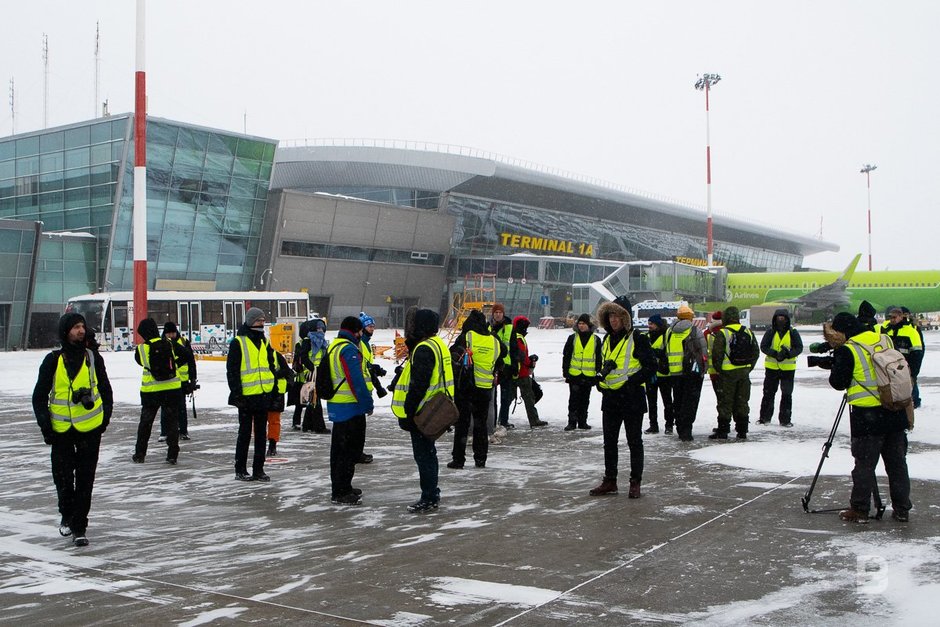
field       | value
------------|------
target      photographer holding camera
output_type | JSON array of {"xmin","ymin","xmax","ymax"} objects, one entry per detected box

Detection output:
[
  {"xmin": 825, "ymin": 312, "xmax": 912, "ymax": 523},
  {"xmin": 589, "ymin": 296, "xmax": 656, "ymax": 498},
  {"xmin": 32, "ymin": 313, "xmax": 114, "ymax": 547}
]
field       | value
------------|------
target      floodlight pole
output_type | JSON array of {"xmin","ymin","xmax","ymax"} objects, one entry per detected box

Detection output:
[
  {"xmin": 695, "ymin": 73, "xmax": 721, "ymax": 267},
  {"xmin": 133, "ymin": 0, "xmax": 148, "ymax": 341},
  {"xmin": 860, "ymin": 164, "xmax": 877, "ymax": 271}
]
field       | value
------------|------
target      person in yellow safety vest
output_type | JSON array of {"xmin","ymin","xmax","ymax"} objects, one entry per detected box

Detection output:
[
  {"xmin": 562, "ymin": 313, "xmax": 601, "ymax": 431},
  {"xmin": 703, "ymin": 310, "xmax": 724, "ymax": 428},
  {"xmin": 757, "ymin": 308, "xmax": 803, "ymax": 427},
  {"xmin": 132, "ymin": 318, "xmax": 183, "ymax": 465},
  {"xmin": 643, "ymin": 314, "xmax": 674, "ymax": 434},
  {"xmin": 32, "ymin": 313, "xmax": 113, "ymax": 548},
  {"xmin": 709, "ymin": 306, "xmax": 760, "ymax": 440},
  {"xmin": 884, "ymin": 307, "xmax": 925, "ymax": 409},
  {"xmin": 357, "ymin": 311, "xmax": 387, "ymax": 464},
  {"xmin": 490, "ymin": 303, "xmax": 517, "ymax": 430},
  {"xmin": 447, "ymin": 309, "xmax": 505, "ymax": 469},
  {"xmin": 326, "ymin": 316, "xmax": 374, "ymax": 505},
  {"xmin": 589, "ymin": 296, "xmax": 657, "ymax": 499},
  {"xmin": 158, "ymin": 321, "xmax": 197, "ymax": 442},
  {"xmin": 665, "ymin": 305, "xmax": 709, "ymax": 441},
  {"xmin": 226, "ymin": 307, "xmax": 277, "ymax": 482},
  {"xmin": 294, "ymin": 318, "xmax": 331, "ymax": 433},
  {"xmin": 826, "ymin": 312, "xmax": 912, "ymax": 523},
  {"xmin": 265, "ymin": 350, "xmax": 294, "ymax": 457},
  {"xmin": 391, "ymin": 308, "xmax": 452, "ymax": 512}
]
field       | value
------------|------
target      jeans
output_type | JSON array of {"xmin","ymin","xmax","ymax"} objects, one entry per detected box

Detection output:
[
  {"xmin": 410, "ymin": 429, "xmax": 440, "ymax": 503},
  {"xmin": 50, "ymin": 428, "xmax": 102, "ymax": 535}
]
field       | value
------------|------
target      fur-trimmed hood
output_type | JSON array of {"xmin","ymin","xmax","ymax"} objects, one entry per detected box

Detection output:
[{"xmin": 597, "ymin": 301, "xmax": 632, "ymax": 334}]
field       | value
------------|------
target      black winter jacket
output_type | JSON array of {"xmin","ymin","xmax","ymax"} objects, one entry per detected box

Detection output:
[{"xmin": 828, "ymin": 340, "xmax": 908, "ymax": 436}]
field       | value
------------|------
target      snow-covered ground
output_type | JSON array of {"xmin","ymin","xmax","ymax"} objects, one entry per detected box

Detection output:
[{"xmin": 1, "ymin": 325, "xmax": 938, "ymax": 624}]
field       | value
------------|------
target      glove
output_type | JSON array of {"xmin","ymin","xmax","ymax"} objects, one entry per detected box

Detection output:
[
  {"xmin": 42, "ymin": 429, "xmax": 54, "ymax": 445},
  {"xmin": 809, "ymin": 342, "xmax": 828, "ymax": 353},
  {"xmin": 529, "ymin": 354, "xmax": 539, "ymax": 363},
  {"xmin": 777, "ymin": 347, "xmax": 790, "ymax": 361}
]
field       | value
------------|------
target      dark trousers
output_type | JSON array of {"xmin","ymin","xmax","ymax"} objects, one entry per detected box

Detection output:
[
  {"xmin": 645, "ymin": 378, "xmax": 659, "ymax": 427},
  {"xmin": 601, "ymin": 406, "xmax": 644, "ymax": 483},
  {"xmin": 716, "ymin": 369, "xmax": 752, "ymax": 434},
  {"xmin": 567, "ymin": 380, "xmax": 592, "ymax": 427},
  {"xmin": 850, "ymin": 431, "xmax": 912, "ymax": 514},
  {"xmin": 709, "ymin": 373, "xmax": 722, "ymax": 417},
  {"xmin": 294, "ymin": 399, "xmax": 327, "ymax": 431},
  {"xmin": 410, "ymin": 429, "xmax": 440, "ymax": 503},
  {"xmin": 656, "ymin": 376, "xmax": 676, "ymax": 428},
  {"xmin": 159, "ymin": 392, "xmax": 188, "ymax": 437},
  {"xmin": 672, "ymin": 373, "xmax": 704, "ymax": 437},
  {"xmin": 516, "ymin": 376, "xmax": 540, "ymax": 424},
  {"xmin": 452, "ymin": 387, "xmax": 492, "ymax": 464},
  {"xmin": 759, "ymin": 368, "xmax": 794, "ymax": 424},
  {"xmin": 497, "ymin": 378, "xmax": 516, "ymax": 426},
  {"xmin": 330, "ymin": 415, "xmax": 365, "ymax": 497},
  {"xmin": 136, "ymin": 403, "xmax": 179, "ymax": 461},
  {"xmin": 50, "ymin": 428, "xmax": 102, "ymax": 535},
  {"xmin": 235, "ymin": 408, "xmax": 267, "ymax": 475}
]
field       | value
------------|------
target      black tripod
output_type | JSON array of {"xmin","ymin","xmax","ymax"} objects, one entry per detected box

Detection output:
[{"xmin": 801, "ymin": 394, "xmax": 886, "ymax": 519}]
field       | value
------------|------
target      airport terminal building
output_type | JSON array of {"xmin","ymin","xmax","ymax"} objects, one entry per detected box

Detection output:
[{"xmin": 0, "ymin": 117, "xmax": 836, "ymax": 346}]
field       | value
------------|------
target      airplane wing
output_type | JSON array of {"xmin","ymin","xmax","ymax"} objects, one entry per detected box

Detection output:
[{"xmin": 782, "ymin": 254, "xmax": 860, "ymax": 312}]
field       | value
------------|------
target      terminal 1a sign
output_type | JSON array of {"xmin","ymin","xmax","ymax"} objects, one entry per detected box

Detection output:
[{"xmin": 500, "ymin": 232, "xmax": 595, "ymax": 257}]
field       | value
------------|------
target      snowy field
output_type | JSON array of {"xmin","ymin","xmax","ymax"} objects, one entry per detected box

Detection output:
[{"xmin": 0, "ymin": 326, "xmax": 938, "ymax": 625}]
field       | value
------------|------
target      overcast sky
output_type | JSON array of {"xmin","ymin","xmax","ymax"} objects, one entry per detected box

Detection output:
[{"xmin": 3, "ymin": 1, "xmax": 938, "ymax": 271}]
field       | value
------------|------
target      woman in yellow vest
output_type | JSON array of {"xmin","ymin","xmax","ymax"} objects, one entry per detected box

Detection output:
[
  {"xmin": 226, "ymin": 307, "xmax": 277, "ymax": 482},
  {"xmin": 295, "ymin": 318, "xmax": 331, "ymax": 433},
  {"xmin": 447, "ymin": 309, "xmax": 504, "ymax": 469},
  {"xmin": 32, "ymin": 313, "xmax": 113, "ymax": 547},
  {"xmin": 827, "ymin": 312, "xmax": 912, "ymax": 523},
  {"xmin": 667, "ymin": 306, "xmax": 709, "ymax": 441},
  {"xmin": 391, "ymin": 308, "xmax": 452, "ymax": 512},
  {"xmin": 562, "ymin": 313, "xmax": 601, "ymax": 431},
  {"xmin": 589, "ymin": 297, "xmax": 657, "ymax": 499},
  {"xmin": 757, "ymin": 308, "xmax": 803, "ymax": 427}
]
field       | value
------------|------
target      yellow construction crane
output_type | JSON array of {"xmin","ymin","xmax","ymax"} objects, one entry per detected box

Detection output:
[{"xmin": 443, "ymin": 273, "xmax": 497, "ymax": 343}]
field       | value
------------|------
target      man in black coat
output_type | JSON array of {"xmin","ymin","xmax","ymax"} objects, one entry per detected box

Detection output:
[
  {"xmin": 133, "ymin": 318, "xmax": 183, "ymax": 465},
  {"xmin": 562, "ymin": 313, "xmax": 601, "ymax": 430},
  {"xmin": 32, "ymin": 313, "xmax": 114, "ymax": 547}
]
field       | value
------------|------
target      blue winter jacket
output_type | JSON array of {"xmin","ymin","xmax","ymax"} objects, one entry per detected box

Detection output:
[{"xmin": 326, "ymin": 330, "xmax": 374, "ymax": 422}]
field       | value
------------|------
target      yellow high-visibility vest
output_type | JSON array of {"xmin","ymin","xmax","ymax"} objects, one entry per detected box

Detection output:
[
  {"xmin": 237, "ymin": 336, "xmax": 275, "ymax": 396},
  {"xmin": 392, "ymin": 336, "xmax": 455, "ymax": 418},
  {"xmin": 49, "ymin": 350, "xmax": 104, "ymax": 433},
  {"xmin": 568, "ymin": 333, "xmax": 597, "ymax": 377},
  {"xmin": 764, "ymin": 331, "xmax": 797, "ymax": 371},
  {"xmin": 598, "ymin": 333, "xmax": 641, "ymax": 391},
  {"xmin": 138, "ymin": 338, "xmax": 182, "ymax": 393}
]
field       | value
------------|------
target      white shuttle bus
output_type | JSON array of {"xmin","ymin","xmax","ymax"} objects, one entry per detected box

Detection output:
[{"xmin": 65, "ymin": 290, "xmax": 310, "ymax": 351}]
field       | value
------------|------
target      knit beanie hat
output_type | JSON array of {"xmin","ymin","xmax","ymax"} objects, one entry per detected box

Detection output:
[
  {"xmin": 677, "ymin": 305, "xmax": 694, "ymax": 320},
  {"xmin": 245, "ymin": 307, "xmax": 266, "ymax": 327},
  {"xmin": 58, "ymin": 312, "xmax": 87, "ymax": 342},
  {"xmin": 163, "ymin": 321, "xmax": 178, "ymax": 335},
  {"xmin": 340, "ymin": 316, "xmax": 364, "ymax": 333},
  {"xmin": 647, "ymin": 314, "xmax": 664, "ymax": 327},
  {"xmin": 576, "ymin": 313, "xmax": 592, "ymax": 327},
  {"xmin": 711, "ymin": 310, "xmax": 722, "ymax": 321},
  {"xmin": 359, "ymin": 311, "xmax": 376, "ymax": 328},
  {"xmin": 492, "ymin": 303, "xmax": 505, "ymax": 315}
]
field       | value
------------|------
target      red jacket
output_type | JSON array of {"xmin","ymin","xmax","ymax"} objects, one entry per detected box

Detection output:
[{"xmin": 516, "ymin": 336, "xmax": 533, "ymax": 378}]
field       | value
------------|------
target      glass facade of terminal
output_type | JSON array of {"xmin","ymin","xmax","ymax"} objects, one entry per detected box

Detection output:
[
  {"xmin": 0, "ymin": 115, "xmax": 276, "ymax": 346},
  {"xmin": 444, "ymin": 194, "xmax": 802, "ymax": 273},
  {"xmin": 0, "ymin": 220, "xmax": 41, "ymax": 349}
]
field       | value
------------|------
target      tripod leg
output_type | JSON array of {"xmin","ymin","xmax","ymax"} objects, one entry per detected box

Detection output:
[{"xmin": 802, "ymin": 395, "xmax": 848, "ymax": 513}]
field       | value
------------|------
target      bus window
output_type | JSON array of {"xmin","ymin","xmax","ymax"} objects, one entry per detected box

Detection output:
[{"xmin": 114, "ymin": 306, "xmax": 128, "ymax": 329}]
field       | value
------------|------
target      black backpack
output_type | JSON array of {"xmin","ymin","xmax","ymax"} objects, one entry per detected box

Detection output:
[
  {"xmin": 726, "ymin": 327, "xmax": 755, "ymax": 367},
  {"xmin": 147, "ymin": 338, "xmax": 176, "ymax": 381},
  {"xmin": 315, "ymin": 342, "xmax": 346, "ymax": 401}
]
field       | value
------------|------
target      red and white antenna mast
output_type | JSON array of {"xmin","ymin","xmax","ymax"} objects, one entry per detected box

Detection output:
[
  {"xmin": 42, "ymin": 34, "xmax": 49, "ymax": 128},
  {"xmin": 694, "ymin": 72, "xmax": 721, "ymax": 267},
  {"xmin": 133, "ymin": 0, "xmax": 148, "ymax": 340}
]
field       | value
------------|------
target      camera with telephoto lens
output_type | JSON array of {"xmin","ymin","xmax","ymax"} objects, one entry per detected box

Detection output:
[
  {"xmin": 72, "ymin": 387, "xmax": 95, "ymax": 410},
  {"xmin": 599, "ymin": 360, "xmax": 617, "ymax": 377},
  {"xmin": 806, "ymin": 341, "xmax": 834, "ymax": 369}
]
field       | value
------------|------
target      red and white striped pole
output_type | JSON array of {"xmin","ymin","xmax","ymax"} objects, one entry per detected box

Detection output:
[
  {"xmin": 861, "ymin": 163, "xmax": 877, "ymax": 271},
  {"xmin": 133, "ymin": 0, "xmax": 148, "ymax": 342},
  {"xmin": 695, "ymin": 73, "xmax": 721, "ymax": 267}
]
